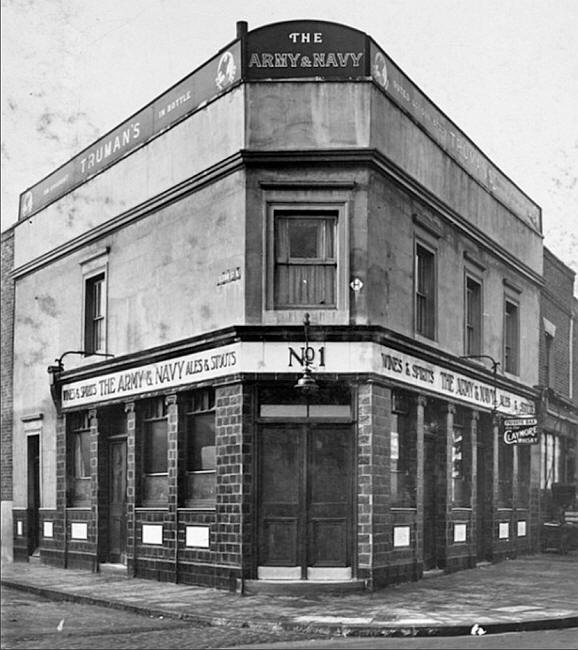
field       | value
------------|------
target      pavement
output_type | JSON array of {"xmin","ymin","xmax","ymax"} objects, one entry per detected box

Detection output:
[{"xmin": 1, "ymin": 551, "xmax": 578, "ymax": 638}]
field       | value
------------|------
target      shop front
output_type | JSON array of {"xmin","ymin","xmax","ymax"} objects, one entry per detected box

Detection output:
[{"xmin": 31, "ymin": 331, "xmax": 538, "ymax": 590}]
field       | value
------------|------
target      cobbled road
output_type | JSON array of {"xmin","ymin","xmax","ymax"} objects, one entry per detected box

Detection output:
[{"xmin": 1, "ymin": 587, "xmax": 322, "ymax": 649}]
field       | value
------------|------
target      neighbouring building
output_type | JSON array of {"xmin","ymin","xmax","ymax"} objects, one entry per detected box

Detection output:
[
  {"xmin": 1, "ymin": 226, "xmax": 15, "ymax": 563},
  {"xmin": 5, "ymin": 20, "xmax": 545, "ymax": 591},
  {"xmin": 539, "ymin": 248, "xmax": 577, "ymax": 529}
]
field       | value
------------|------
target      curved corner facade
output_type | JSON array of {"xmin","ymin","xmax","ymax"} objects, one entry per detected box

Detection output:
[{"xmin": 7, "ymin": 20, "xmax": 564, "ymax": 591}]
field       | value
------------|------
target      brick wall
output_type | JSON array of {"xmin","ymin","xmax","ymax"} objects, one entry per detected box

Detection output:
[
  {"xmin": 1, "ymin": 227, "xmax": 15, "ymax": 502},
  {"xmin": 356, "ymin": 381, "xmax": 391, "ymax": 588},
  {"xmin": 540, "ymin": 248, "xmax": 575, "ymax": 396},
  {"xmin": 574, "ymin": 298, "xmax": 578, "ymax": 406}
]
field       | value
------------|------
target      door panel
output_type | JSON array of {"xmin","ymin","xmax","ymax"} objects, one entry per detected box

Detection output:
[
  {"xmin": 259, "ymin": 427, "xmax": 302, "ymax": 568},
  {"xmin": 108, "ymin": 440, "xmax": 127, "ymax": 563},
  {"xmin": 423, "ymin": 434, "xmax": 438, "ymax": 570},
  {"xmin": 308, "ymin": 426, "xmax": 350, "ymax": 567}
]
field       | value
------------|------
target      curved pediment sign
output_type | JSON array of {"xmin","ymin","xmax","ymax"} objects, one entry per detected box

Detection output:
[{"xmin": 245, "ymin": 20, "xmax": 368, "ymax": 80}]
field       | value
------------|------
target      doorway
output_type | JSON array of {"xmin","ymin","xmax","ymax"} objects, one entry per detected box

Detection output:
[
  {"xmin": 27, "ymin": 435, "xmax": 40, "ymax": 556},
  {"xmin": 476, "ymin": 426, "xmax": 491, "ymax": 561},
  {"xmin": 423, "ymin": 431, "xmax": 439, "ymax": 570},
  {"xmin": 258, "ymin": 423, "xmax": 353, "ymax": 580},
  {"xmin": 107, "ymin": 438, "xmax": 127, "ymax": 564}
]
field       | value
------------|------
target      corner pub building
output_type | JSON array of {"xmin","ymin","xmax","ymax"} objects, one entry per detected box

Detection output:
[{"xmin": 9, "ymin": 20, "xmax": 543, "ymax": 591}]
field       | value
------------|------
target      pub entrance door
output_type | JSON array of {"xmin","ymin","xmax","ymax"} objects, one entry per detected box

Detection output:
[
  {"xmin": 258, "ymin": 423, "xmax": 353, "ymax": 580},
  {"xmin": 107, "ymin": 438, "xmax": 127, "ymax": 564},
  {"xmin": 423, "ymin": 430, "xmax": 440, "ymax": 570}
]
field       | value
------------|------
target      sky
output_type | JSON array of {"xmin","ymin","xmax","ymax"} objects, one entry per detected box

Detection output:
[{"xmin": 2, "ymin": 0, "xmax": 577, "ymax": 290}]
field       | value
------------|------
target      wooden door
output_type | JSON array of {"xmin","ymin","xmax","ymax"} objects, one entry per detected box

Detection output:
[
  {"xmin": 423, "ymin": 433, "xmax": 438, "ymax": 570},
  {"xmin": 476, "ymin": 436, "xmax": 488, "ymax": 561},
  {"xmin": 307, "ymin": 425, "xmax": 351, "ymax": 569},
  {"xmin": 259, "ymin": 424, "xmax": 352, "ymax": 578},
  {"xmin": 108, "ymin": 440, "xmax": 127, "ymax": 563},
  {"xmin": 27, "ymin": 435, "xmax": 40, "ymax": 556}
]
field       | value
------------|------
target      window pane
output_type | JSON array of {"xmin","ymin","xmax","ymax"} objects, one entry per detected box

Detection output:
[
  {"xmin": 390, "ymin": 405, "xmax": 416, "ymax": 508},
  {"xmin": 75, "ymin": 432, "xmax": 91, "ymax": 478},
  {"xmin": 275, "ymin": 263, "xmax": 336, "ymax": 307},
  {"xmin": 504, "ymin": 301, "xmax": 519, "ymax": 373},
  {"xmin": 187, "ymin": 413, "xmax": 216, "ymax": 471},
  {"xmin": 498, "ymin": 439, "xmax": 513, "ymax": 507},
  {"xmin": 145, "ymin": 419, "xmax": 168, "ymax": 474},
  {"xmin": 187, "ymin": 472, "xmax": 216, "ymax": 503},
  {"xmin": 85, "ymin": 273, "xmax": 105, "ymax": 354},
  {"xmin": 466, "ymin": 277, "xmax": 481, "ymax": 355},
  {"xmin": 288, "ymin": 219, "xmax": 321, "ymax": 258},
  {"xmin": 416, "ymin": 245, "xmax": 435, "ymax": 338}
]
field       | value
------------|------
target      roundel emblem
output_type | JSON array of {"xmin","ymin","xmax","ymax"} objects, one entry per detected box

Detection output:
[
  {"xmin": 372, "ymin": 51, "xmax": 389, "ymax": 90},
  {"xmin": 21, "ymin": 191, "xmax": 34, "ymax": 217},
  {"xmin": 215, "ymin": 51, "xmax": 237, "ymax": 91}
]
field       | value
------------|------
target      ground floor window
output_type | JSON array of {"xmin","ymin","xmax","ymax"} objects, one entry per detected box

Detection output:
[
  {"xmin": 451, "ymin": 408, "xmax": 472, "ymax": 507},
  {"xmin": 390, "ymin": 391, "xmax": 416, "ymax": 507},
  {"xmin": 184, "ymin": 388, "xmax": 216, "ymax": 507},
  {"xmin": 498, "ymin": 436, "xmax": 513, "ymax": 508},
  {"xmin": 540, "ymin": 432, "xmax": 575, "ymax": 489},
  {"xmin": 518, "ymin": 445, "xmax": 531, "ymax": 506},
  {"xmin": 140, "ymin": 397, "xmax": 168, "ymax": 507},
  {"xmin": 67, "ymin": 412, "xmax": 91, "ymax": 507}
]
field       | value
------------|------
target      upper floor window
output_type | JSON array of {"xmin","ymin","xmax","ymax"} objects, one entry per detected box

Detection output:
[
  {"xmin": 465, "ymin": 276, "xmax": 482, "ymax": 356},
  {"xmin": 504, "ymin": 299, "xmax": 519, "ymax": 374},
  {"xmin": 273, "ymin": 209, "xmax": 337, "ymax": 309},
  {"xmin": 84, "ymin": 272, "xmax": 106, "ymax": 354},
  {"xmin": 415, "ymin": 243, "xmax": 436, "ymax": 339}
]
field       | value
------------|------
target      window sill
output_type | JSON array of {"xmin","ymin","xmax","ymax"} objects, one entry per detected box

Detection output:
[{"xmin": 262, "ymin": 308, "xmax": 349, "ymax": 326}]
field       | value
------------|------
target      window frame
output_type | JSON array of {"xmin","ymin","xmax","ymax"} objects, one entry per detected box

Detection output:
[
  {"xmin": 81, "ymin": 251, "xmax": 108, "ymax": 357},
  {"xmin": 264, "ymin": 198, "xmax": 349, "ymax": 324},
  {"xmin": 464, "ymin": 273, "xmax": 483, "ymax": 357},
  {"xmin": 503, "ymin": 297, "xmax": 520, "ymax": 375},
  {"xmin": 184, "ymin": 389, "xmax": 216, "ymax": 509},
  {"xmin": 67, "ymin": 412, "xmax": 91, "ymax": 508},
  {"xmin": 84, "ymin": 273, "xmax": 106, "ymax": 354},
  {"xmin": 414, "ymin": 240, "xmax": 437, "ymax": 340},
  {"xmin": 271, "ymin": 207, "xmax": 338, "ymax": 310},
  {"xmin": 140, "ymin": 398, "xmax": 169, "ymax": 507},
  {"xmin": 390, "ymin": 391, "xmax": 416, "ymax": 508}
]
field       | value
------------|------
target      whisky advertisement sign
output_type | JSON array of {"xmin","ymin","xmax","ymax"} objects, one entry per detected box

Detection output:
[{"xmin": 503, "ymin": 417, "xmax": 539, "ymax": 445}]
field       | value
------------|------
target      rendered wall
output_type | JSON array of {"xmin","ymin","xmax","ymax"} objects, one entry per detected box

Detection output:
[
  {"xmin": 369, "ymin": 87, "xmax": 542, "ymax": 276},
  {"xmin": 14, "ymin": 87, "xmax": 245, "ymax": 271},
  {"xmin": 12, "ymin": 171, "xmax": 246, "ymax": 508},
  {"xmin": 366, "ymin": 171, "xmax": 540, "ymax": 387}
]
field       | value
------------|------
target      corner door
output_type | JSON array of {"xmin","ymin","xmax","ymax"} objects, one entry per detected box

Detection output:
[
  {"xmin": 108, "ymin": 439, "xmax": 127, "ymax": 564},
  {"xmin": 258, "ymin": 424, "xmax": 352, "ymax": 580}
]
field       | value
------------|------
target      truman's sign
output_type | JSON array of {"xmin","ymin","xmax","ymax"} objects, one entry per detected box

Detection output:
[
  {"xmin": 19, "ymin": 40, "xmax": 241, "ymax": 220},
  {"xmin": 61, "ymin": 340, "xmax": 535, "ymax": 416}
]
